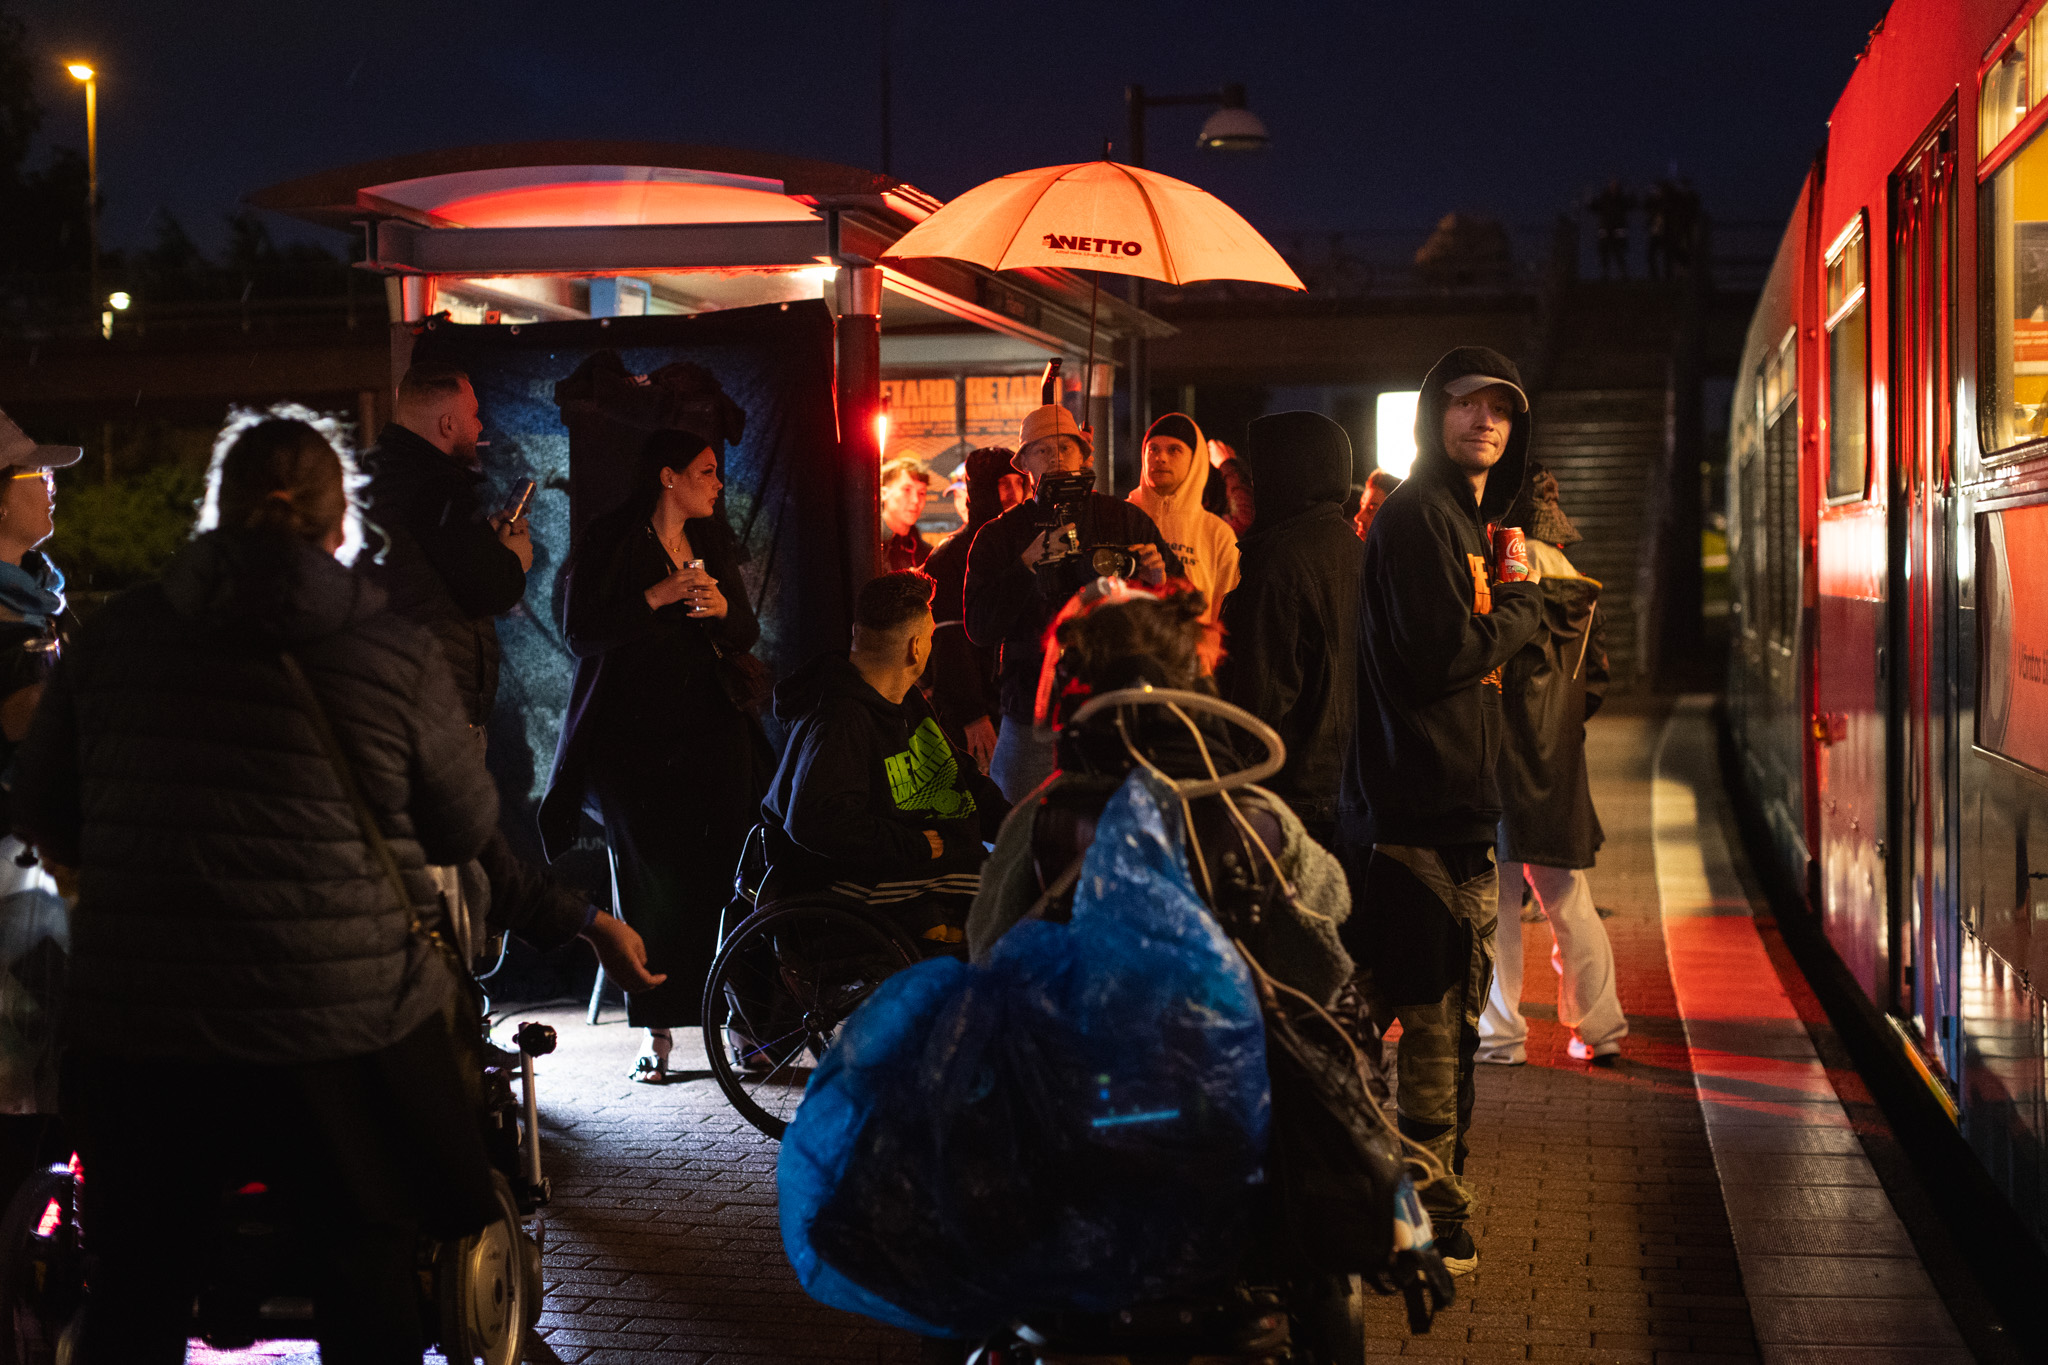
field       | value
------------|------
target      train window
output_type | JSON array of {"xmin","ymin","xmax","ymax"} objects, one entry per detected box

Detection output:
[
  {"xmin": 1979, "ymin": 116, "xmax": 2048, "ymax": 454},
  {"xmin": 1826, "ymin": 224, "xmax": 1870, "ymax": 500},
  {"xmin": 1984, "ymin": 28, "xmax": 2031, "ymax": 158}
]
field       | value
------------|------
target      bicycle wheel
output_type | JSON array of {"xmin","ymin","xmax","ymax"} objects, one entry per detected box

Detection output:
[{"xmin": 701, "ymin": 898, "xmax": 919, "ymax": 1139}]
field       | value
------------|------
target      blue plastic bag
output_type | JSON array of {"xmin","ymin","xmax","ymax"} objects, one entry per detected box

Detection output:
[{"xmin": 779, "ymin": 769, "xmax": 1269, "ymax": 1337}]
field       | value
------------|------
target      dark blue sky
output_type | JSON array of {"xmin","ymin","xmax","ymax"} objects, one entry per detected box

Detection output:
[{"xmin": 17, "ymin": 0, "xmax": 1888, "ymax": 256}]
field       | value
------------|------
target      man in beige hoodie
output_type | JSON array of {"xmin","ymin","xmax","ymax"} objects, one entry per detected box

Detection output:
[{"xmin": 1128, "ymin": 413, "xmax": 1240, "ymax": 621}]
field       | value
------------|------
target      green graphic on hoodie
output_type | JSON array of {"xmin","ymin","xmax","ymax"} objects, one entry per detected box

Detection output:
[{"xmin": 884, "ymin": 718, "xmax": 976, "ymax": 820}]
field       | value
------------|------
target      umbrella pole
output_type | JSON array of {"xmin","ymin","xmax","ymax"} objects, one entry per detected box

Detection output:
[{"xmin": 1083, "ymin": 269, "xmax": 1102, "ymax": 488}]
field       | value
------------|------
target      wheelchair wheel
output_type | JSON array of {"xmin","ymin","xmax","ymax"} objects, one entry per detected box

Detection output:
[
  {"xmin": 0, "ymin": 1162, "xmax": 81, "ymax": 1365},
  {"xmin": 1290, "ymin": 1274, "xmax": 1366, "ymax": 1365},
  {"xmin": 702, "ymin": 898, "xmax": 920, "ymax": 1140},
  {"xmin": 436, "ymin": 1171, "xmax": 535, "ymax": 1365}
]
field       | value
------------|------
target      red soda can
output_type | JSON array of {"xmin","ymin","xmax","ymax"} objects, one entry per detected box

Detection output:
[{"xmin": 1493, "ymin": 525, "xmax": 1530, "ymax": 582}]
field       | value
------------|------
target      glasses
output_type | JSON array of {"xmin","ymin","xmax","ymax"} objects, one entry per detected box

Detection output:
[{"xmin": 8, "ymin": 471, "xmax": 51, "ymax": 489}]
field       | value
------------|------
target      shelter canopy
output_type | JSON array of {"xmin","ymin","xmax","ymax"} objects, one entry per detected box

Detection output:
[{"xmin": 249, "ymin": 140, "xmax": 1170, "ymax": 365}]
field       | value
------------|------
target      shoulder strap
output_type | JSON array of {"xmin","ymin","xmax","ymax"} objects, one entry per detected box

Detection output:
[{"xmin": 278, "ymin": 651, "xmax": 416, "ymax": 921}]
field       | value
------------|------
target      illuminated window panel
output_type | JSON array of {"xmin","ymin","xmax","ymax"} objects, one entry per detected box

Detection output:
[{"xmin": 1375, "ymin": 390, "xmax": 1421, "ymax": 479}]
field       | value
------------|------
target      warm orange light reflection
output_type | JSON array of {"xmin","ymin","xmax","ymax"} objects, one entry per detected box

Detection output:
[
  {"xmin": 875, "ymin": 409, "xmax": 890, "ymax": 454},
  {"xmin": 400, "ymin": 181, "xmax": 818, "ymax": 229}
]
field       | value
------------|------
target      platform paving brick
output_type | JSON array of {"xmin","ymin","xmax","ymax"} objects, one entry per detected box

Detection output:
[
  {"xmin": 187, "ymin": 698, "xmax": 1987, "ymax": 1363},
  {"xmin": 1361, "ymin": 699, "xmax": 1770, "ymax": 1360}
]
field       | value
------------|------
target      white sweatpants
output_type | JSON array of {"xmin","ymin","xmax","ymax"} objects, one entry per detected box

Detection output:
[{"xmin": 1477, "ymin": 861, "xmax": 1628, "ymax": 1058}]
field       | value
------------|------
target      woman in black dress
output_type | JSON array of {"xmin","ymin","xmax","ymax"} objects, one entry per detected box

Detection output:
[{"xmin": 542, "ymin": 429, "xmax": 767, "ymax": 1080}]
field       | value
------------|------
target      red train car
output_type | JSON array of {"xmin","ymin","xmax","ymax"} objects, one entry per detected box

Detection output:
[{"xmin": 1729, "ymin": 0, "xmax": 2048, "ymax": 1245}]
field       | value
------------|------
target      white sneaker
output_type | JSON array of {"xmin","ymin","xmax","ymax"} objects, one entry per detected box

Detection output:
[
  {"xmin": 1475, "ymin": 1041, "xmax": 1526, "ymax": 1066},
  {"xmin": 1568, "ymin": 1036, "xmax": 1622, "ymax": 1065}
]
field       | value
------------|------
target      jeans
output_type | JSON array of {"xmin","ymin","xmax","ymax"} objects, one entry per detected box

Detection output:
[
  {"xmin": 1478, "ymin": 862, "xmax": 1628, "ymax": 1061},
  {"xmin": 989, "ymin": 719, "xmax": 1058, "ymax": 804},
  {"xmin": 1374, "ymin": 842, "xmax": 1499, "ymax": 1234}
]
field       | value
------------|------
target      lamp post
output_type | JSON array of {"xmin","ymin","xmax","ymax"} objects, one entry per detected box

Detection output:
[
  {"xmin": 65, "ymin": 63, "xmax": 100, "ymax": 333},
  {"xmin": 1122, "ymin": 82, "xmax": 1269, "ymax": 467}
]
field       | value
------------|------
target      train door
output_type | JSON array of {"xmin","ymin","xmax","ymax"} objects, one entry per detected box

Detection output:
[{"xmin": 1887, "ymin": 116, "xmax": 1962, "ymax": 1081}]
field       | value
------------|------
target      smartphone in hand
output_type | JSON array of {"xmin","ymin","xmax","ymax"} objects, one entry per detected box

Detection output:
[{"xmin": 501, "ymin": 478, "xmax": 536, "ymax": 522}]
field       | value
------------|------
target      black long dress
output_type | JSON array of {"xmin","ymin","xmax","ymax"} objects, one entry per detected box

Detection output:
[{"xmin": 541, "ymin": 508, "xmax": 768, "ymax": 1028}]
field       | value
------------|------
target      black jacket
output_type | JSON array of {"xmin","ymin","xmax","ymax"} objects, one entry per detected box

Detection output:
[
  {"xmin": 761, "ymin": 652, "xmax": 1007, "ymax": 893},
  {"xmin": 1338, "ymin": 347, "xmax": 1543, "ymax": 849},
  {"xmin": 11, "ymin": 530, "xmax": 499, "ymax": 1065},
  {"xmin": 923, "ymin": 524, "xmax": 999, "ymax": 741},
  {"xmin": 539, "ymin": 505, "xmax": 763, "ymax": 863},
  {"xmin": 963, "ymin": 491, "xmax": 1182, "ymax": 723},
  {"xmin": 1216, "ymin": 413, "xmax": 1363, "ymax": 829},
  {"xmin": 360, "ymin": 424, "xmax": 526, "ymax": 728},
  {"xmin": 1497, "ymin": 565, "xmax": 1609, "ymax": 868}
]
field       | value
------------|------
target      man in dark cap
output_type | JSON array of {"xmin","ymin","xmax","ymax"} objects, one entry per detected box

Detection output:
[
  {"xmin": 1215, "ymin": 411, "xmax": 1361, "ymax": 849},
  {"xmin": 1337, "ymin": 347, "xmax": 1544, "ymax": 1276}
]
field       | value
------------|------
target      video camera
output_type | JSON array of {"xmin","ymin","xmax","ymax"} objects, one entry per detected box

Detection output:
[
  {"xmin": 1033, "ymin": 471, "xmax": 1138, "ymax": 584},
  {"xmin": 1026, "ymin": 359, "xmax": 1142, "ymax": 591}
]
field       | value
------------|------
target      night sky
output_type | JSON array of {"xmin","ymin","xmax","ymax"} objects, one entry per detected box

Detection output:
[{"xmin": 15, "ymin": 0, "xmax": 1888, "ymax": 256}]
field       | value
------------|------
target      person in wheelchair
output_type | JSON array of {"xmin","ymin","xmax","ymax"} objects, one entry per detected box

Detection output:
[
  {"xmin": 760, "ymin": 571, "xmax": 1009, "ymax": 948},
  {"xmin": 11, "ymin": 415, "xmax": 508, "ymax": 1364},
  {"xmin": 966, "ymin": 579, "xmax": 1353, "ymax": 1007}
]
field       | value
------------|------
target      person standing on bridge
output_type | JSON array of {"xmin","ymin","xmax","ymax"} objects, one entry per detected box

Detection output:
[
  {"xmin": 1478, "ymin": 466, "xmax": 1626, "ymax": 1067},
  {"xmin": 1337, "ymin": 346, "xmax": 1543, "ymax": 1278}
]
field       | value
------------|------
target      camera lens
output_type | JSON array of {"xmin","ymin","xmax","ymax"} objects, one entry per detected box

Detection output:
[{"xmin": 1090, "ymin": 546, "xmax": 1138, "ymax": 579}]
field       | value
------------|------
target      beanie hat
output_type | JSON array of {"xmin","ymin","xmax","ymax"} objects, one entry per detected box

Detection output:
[
  {"xmin": 1018, "ymin": 403, "xmax": 1092, "ymax": 456},
  {"xmin": 1527, "ymin": 467, "xmax": 1581, "ymax": 545},
  {"xmin": 1143, "ymin": 413, "xmax": 1202, "ymax": 457},
  {"xmin": 962, "ymin": 446, "xmax": 1016, "ymax": 526}
]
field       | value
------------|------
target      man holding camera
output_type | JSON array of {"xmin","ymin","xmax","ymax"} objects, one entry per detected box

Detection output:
[{"xmin": 964, "ymin": 404, "xmax": 1181, "ymax": 801}]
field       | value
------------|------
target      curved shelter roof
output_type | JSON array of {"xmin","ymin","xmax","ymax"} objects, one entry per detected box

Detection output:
[
  {"xmin": 246, "ymin": 140, "xmax": 907, "ymax": 230},
  {"xmin": 248, "ymin": 140, "xmax": 1169, "ymax": 356}
]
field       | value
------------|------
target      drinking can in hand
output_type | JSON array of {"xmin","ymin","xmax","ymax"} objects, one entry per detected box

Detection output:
[{"xmin": 1493, "ymin": 525, "xmax": 1530, "ymax": 582}]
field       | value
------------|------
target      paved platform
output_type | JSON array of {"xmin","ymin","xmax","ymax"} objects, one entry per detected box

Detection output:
[{"xmin": 200, "ymin": 696, "xmax": 1995, "ymax": 1364}]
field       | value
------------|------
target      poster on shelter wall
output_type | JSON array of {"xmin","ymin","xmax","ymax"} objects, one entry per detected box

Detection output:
[
  {"xmin": 402, "ymin": 301, "xmax": 843, "ymax": 879},
  {"xmin": 1979, "ymin": 502, "xmax": 2048, "ymax": 774}
]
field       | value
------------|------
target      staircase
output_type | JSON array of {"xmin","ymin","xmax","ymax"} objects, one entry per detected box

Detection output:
[{"xmin": 1525, "ymin": 281, "xmax": 1690, "ymax": 685}]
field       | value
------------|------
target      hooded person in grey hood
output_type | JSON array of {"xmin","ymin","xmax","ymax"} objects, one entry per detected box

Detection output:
[{"xmin": 1335, "ymin": 346, "xmax": 1543, "ymax": 1275}]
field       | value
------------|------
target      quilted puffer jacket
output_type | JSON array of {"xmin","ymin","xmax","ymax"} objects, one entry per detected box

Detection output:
[{"xmin": 10, "ymin": 528, "xmax": 500, "ymax": 1065}]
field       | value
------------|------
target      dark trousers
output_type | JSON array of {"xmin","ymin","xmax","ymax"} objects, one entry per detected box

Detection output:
[
  {"xmin": 597, "ymin": 777, "xmax": 750, "ymax": 1029},
  {"xmin": 71, "ymin": 1013, "xmax": 496, "ymax": 1365}
]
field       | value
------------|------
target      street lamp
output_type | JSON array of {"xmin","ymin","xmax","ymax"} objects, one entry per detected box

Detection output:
[
  {"xmin": 65, "ymin": 62, "xmax": 99, "ymax": 332},
  {"xmin": 1121, "ymin": 81, "xmax": 1270, "ymax": 466}
]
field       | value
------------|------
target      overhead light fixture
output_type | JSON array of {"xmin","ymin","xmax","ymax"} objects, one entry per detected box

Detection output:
[
  {"xmin": 66, "ymin": 63, "xmax": 94, "ymax": 81},
  {"xmin": 1196, "ymin": 84, "xmax": 1269, "ymax": 153},
  {"xmin": 107, "ymin": 291, "xmax": 130, "ymax": 310}
]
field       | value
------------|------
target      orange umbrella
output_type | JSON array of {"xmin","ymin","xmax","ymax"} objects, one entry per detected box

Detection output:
[{"xmin": 883, "ymin": 159, "xmax": 1303, "ymax": 290}]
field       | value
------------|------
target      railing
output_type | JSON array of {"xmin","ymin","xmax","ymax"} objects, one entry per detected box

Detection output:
[
  {"xmin": 1147, "ymin": 217, "xmax": 1781, "ymax": 306},
  {"xmin": 0, "ymin": 267, "xmax": 381, "ymax": 342}
]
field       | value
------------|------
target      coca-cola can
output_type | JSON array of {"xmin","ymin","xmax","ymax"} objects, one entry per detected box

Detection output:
[{"xmin": 1493, "ymin": 525, "xmax": 1530, "ymax": 582}]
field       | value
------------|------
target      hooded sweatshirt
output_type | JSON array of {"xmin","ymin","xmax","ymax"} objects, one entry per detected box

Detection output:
[
  {"xmin": 1127, "ymin": 413, "xmax": 1239, "ymax": 619},
  {"xmin": 761, "ymin": 652, "xmax": 1009, "ymax": 893},
  {"xmin": 1215, "ymin": 411, "xmax": 1363, "ymax": 830},
  {"xmin": 1337, "ymin": 346, "xmax": 1544, "ymax": 850}
]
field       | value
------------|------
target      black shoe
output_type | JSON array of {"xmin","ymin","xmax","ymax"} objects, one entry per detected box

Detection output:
[{"xmin": 1434, "ymin": 1225, "xmax": 1478, "ymax": 1276}]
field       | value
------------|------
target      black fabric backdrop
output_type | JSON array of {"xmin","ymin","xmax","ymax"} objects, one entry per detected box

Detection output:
[{"xmin": 403, "ymin": 300, "xmax": 847, "ymax": 925}]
